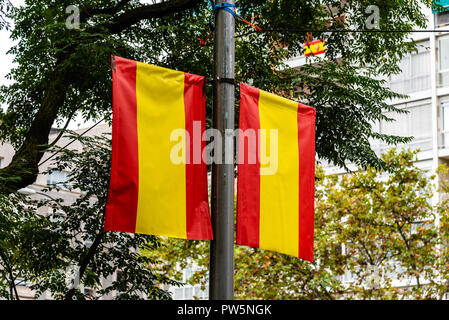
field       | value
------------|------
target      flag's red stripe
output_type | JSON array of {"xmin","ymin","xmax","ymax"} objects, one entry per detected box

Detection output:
[
  {"xmin": 104, "ymin": 56, "xmax": 139, "ymax": 233},
  {"xmin": 237, "ymin": 83, "xmax": 261, "ymax": 248},
  {"xmin": 297, "ymin": 103, "xmax": 316, "ymax": 261},
  {"xmin": 184, "ymin": 73, "xmax": 213, "ymax": 240}
]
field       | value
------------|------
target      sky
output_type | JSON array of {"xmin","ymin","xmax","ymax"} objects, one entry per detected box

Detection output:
[
  {"xmin": 0, "ymin": 1, "xmax": 20, "ymax": 94},
  {"xmin": 0, "ymin": 0, "xmax": 106, "ymax": 130},
  {"xmin": 0, "ymin": 1, "xmax": 160, "ymax": 130}
]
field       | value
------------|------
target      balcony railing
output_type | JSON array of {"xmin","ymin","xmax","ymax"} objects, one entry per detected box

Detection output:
[
  {"xmin": 388, "ymin": 75, "xmax": 431, "ymax": 95},
  {"xmin": 372, "ymin": 137, "xmax": 433, "ymax": 155},
  {"xmin": 439, "ymin": 131, "xmax": 449, "ymax": 149}
]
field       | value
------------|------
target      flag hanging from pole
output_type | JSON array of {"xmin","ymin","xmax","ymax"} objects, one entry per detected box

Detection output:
[
  {"xmin": 236, "ymin": 83, "xmax": 316, "ymax": 261},
  {"xmin": 104, "ymin": 56, "xmax": 213, "ymax": 240}
]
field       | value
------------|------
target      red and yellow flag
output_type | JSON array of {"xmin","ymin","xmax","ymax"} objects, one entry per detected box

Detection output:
[
  {"xmin": 304, "ymin": 39, "xmax": 325, "ymax": 56},
  {"xmin": 104, "ymin": 56, "xmax": 213, "ymax": 240},
  {"xmin": 236, "ymin": 83, "xmax": 316, "ymax": 261}
]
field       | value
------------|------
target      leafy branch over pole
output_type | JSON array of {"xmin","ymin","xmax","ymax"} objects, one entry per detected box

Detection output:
[{"xmin": 0, "ymin": 0, "xmax": 431, "ymax": 193}]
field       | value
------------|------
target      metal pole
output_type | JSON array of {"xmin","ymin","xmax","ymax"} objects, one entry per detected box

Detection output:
[{"xmin": 209, "ymin": 0, "xmax": 235, "ymax": 300}]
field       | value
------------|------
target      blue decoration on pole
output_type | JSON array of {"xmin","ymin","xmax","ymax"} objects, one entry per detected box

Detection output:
[
  {"xmin": 433, "ymin": 0, "xmax": 449, "ymax": 13},
  {"xmin": 213, "ymin": 3, "xmax": 236, "ymax": 18},
  {"xmin": 209, "ymin": 3, "xmax": 236, "ymax": 32}
]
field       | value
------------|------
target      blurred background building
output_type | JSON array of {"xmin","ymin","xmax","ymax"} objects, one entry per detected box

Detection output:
[{"xmin": 0, "ymin": 124, "xmax": 117, "ymax": 300}]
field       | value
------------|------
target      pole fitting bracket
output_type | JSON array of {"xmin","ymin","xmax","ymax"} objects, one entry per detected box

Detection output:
[{"xmin": 209, "ymin": 77, "xmax": 236, "ymax": 85}]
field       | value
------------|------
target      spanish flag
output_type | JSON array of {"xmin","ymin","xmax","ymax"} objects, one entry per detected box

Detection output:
[
  {"xmin": 304, "ymin": 39, "xmax": 325, "ymax": 56},
  {"xmin": 236, "ymin": 83, "xmax": 316, "ymax": 261},
  {"xmin": 104, "ymin": 56, "xmax": 213, "ymax": 240}
]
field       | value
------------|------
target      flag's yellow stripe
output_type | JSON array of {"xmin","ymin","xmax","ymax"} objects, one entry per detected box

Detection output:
[
  {"xmin": 258, "ymin": 90, "xmax": 299, "ymax": 257},
  {"xmin": 135, "ymin": 62, "xmax": 187, "ymax": 238}
]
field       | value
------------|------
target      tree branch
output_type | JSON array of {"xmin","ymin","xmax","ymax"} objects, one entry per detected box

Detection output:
[
  {"xmin": 0, "ymin": 249, "xmax": 19, "ymax": 300},
  {"xmin": 80, "ymin": 0, "xmax": 132, "ymax": 22},
  {"xmin": 47, "ymin": 108, "xmax": 78, "ymax": 149},
  {"xmin": 0, "ymin": 1, "xmax": 203, "ymax": 195},
  {"xmin": 108, "ymin": 0, "xmax": 203, "ymax": 34},
  {"xmin": 0, "ymin": 63, "xmax": 71, "ymax": 194},
  {"xmin": 64, "ymin": 231, "xmax": 106, "ymax": 300}
]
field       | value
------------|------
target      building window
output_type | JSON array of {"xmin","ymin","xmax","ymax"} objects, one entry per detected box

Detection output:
[
  {"xmin": 434, "ymin": 0, "xmax": 449, "ymax": 27},
  {"xmin": 116, "ymin": 271, "xmax": 123, "ymax": 282},
  {"xmin": 84, "ymin": 288, "xmax": 94, "ymax": 298},
  {"xmin": 436, "ymin": 11, "xmax": 449, "ymax": 27},
  {"xmin": 194, "ymin": 286, "xmax": 204, "ymax": 299},
  {"xmin": 441, "ymin": 100, "xmax": 449, "ymax": 148},
  {"xmin": 171, "ymin": 264, "xmax": 209, "ymax": 300},
  {"xmin": 173, "ymin": 288, "xmax": 184, "ymax": 300},
  {"xmin": 389, "ymin": 42, "xmax": 430, "ymax": 94},
  {"xmin": 14, "ymin": 278, "xmax": 28, "ymax": 287},
  {"xmin": 172, "ymin": 285, "xmax": 208, "ymax": 300},
  {"xmin": 184, "ymin": 287, "xmax": 193, "ymax": 300},
  {"xmin": 184, "ymin": 265, "xmax": 192, "ymax": 282},
  {"xmin": 47, "ymin": 170, "xmax": 71, "ymax": 190},
  {"xmin": 379, "ymin": 103, "xmax": 432, "ymax": 152},
  {"xmin": 85, "ymin": 238, "xmax": 93, "ymax": 248},
  {"xmin": 439, "ymin": 37, "xmax": 449, "ymax": 87}
]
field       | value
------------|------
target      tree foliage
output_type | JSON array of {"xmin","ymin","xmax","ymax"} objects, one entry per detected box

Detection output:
[
  {"xmin": 153, "ymin": 149, "xmax": 449, "ymax": 300},
  {"xmin": 0, "ymin": 133, "xmax": 179, "ymax": 300},
  {"xmin": 0, "ymin": 0, "xmax": 12, "ymax": 30},
  {"xmin": 0, "ymin": 0, "xmax": 433, "ymax": 193},
  {"xmin": 0, "ymin": 0, "xmax": 443, "ymax": 301}
]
